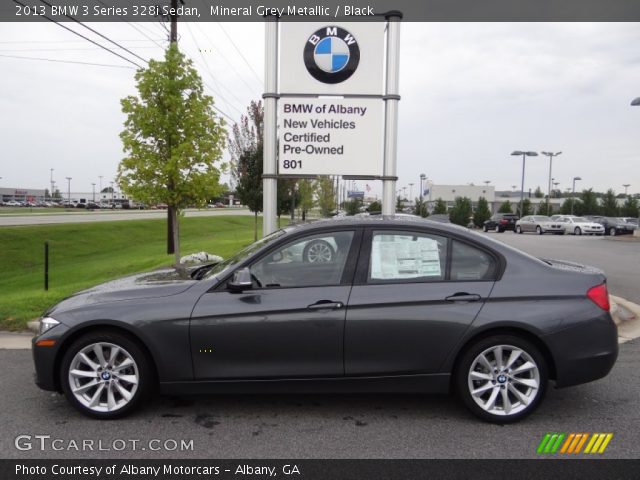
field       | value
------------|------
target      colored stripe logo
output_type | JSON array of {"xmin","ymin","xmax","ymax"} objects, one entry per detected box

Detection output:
[{"xmin": 537, "ymin": 433, "xmax": 613, "ymax": 454}]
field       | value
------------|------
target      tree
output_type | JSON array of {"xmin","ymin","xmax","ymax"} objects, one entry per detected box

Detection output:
[
  {"xmin": 52, "ymin": 189, "xmax": 61, "ymax": 199},
  {"xmin": 344, "ymin": 198, "xmax": 362, "ymax": 216},
  {"xmin": 413, "ymin": 197, "xmax": 429, "ymax": 218},
  {"xmin": 297, "ymin": 179, "xmax": 316, "ymax": 220},
  {"xmin": 536, "ymin": 202, "xmax": 552, "ymax": 216},
  {"xmin": 230, "ymin": 100, "xmax": 263, "ymax": 240},
  {"xmin": 277, "ymin": 178, "xmax": 297, "ymax": 226},
  {"xmin": 449, "ymin": 197, "xmax": 473, "ymax": 226},
  {"xmin": 621, "ymin": 196, "xmax": 639, "ymax": 218},
  {"xmin": 560, "ymin": 198, "xmax": 583, "ymax": 216},
  {"xmin": 580, "ymin": 188, "xmax": 599, "ymax": 215},
  {"xmin": 396, "ymin": 196, "xmax": 404, "ymax": 213},
  {"xmin": 433, "ymin": 198, "xmax": 448, "ymax": 214},
  {"xmin": 474, "ymin": 197, "xmax": 491, "ymax": 227},
  {"xmin": 367, "ymin": 200, "xmax": 382, "ymax": 213},
  {"xmin": 601, "ymin": 189, "xmax": 619, "ymax": 217},
  {"xmin": 118, "ymin": 45, "xmax": 226, "ymax": 265},
  {"xmin": 534, "ymin": 186, "xmax": 544, "ymax": 198},
  {"xmin": 316, "ymin": 176, "xmax": 335, "ymax": 217},
  {"xmin": 498, "ymin": 200, "xmax": 513, "ymax": 213},
  {"xmin": 517, "ymin": 198, "xmax": 532, "ymax": 217}
]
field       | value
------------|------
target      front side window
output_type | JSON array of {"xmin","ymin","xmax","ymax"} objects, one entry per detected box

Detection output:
[
  {"xmin": 250, "ymin": 231, "xmax": 355, "ymax": 288},
  {"xmin": 369, "ymin": 231, "xmax": 447, "ymax": 282}
]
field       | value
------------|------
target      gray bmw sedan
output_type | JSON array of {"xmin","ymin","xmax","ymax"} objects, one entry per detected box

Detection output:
[{"xmin": 32, "ymin": 216, "xmax": 617, "ymax": 423}]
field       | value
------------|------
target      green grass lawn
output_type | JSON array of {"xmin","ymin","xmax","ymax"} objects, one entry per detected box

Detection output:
[{"xmin": 0, "ymin": 216, "xmax": 260, "ymax": 330}]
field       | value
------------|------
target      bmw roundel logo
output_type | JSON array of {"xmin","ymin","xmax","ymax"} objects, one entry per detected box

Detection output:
[{"xmin": 304, "ymin": 26, "xmax": 360, "ymax": 84}]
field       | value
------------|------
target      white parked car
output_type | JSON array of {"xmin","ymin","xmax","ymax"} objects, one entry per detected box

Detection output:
[
  {"xmin": 515, "ymin": 215, "xmax": 564, "ymax": 235},
  {"xmin": 557, "ymin": 216, "xmax": 605, "ymax": 236}
]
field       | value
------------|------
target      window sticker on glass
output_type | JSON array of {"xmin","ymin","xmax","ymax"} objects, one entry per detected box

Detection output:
[{"xmin": 371, "ymin": 234, "xmax": 442, "ymax": 280}]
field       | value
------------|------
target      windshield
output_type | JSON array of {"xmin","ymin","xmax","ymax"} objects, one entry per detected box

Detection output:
[
  {"xmin": 533, "ymin": 216, "xmax": 550, "ymax": 221},
  {"xmin": 202, "ymin": 229, "xmax": 287, "ymax": 280}
]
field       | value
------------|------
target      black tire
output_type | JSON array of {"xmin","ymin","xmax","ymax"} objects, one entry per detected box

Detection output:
[
  {"xmin": 609, "ymin": 227, "xmax": 616, "ymax": 236},
  {"xmin": 482, "ymin": 225, "xmax": 488, "ymax": 232},
  {"xmin": 494, "ymin": 225, "xmax": 501, "ymax": 233},
  {"xmin": 516, "ymin": 226, "xmax": 522, "ymax": 234},
  {"xmin": 536, "ymin": 226, "xmax": 543, "ymax": 235},
  {"xmin": 454, "ymin": 334, "xmax": 548, "ymax": 424},
  {"xmin": 302, "ymin": 239, "xmax": 335, "ymax": 263},
  {"xmin": 574, "ymin": 227, "xmax": 582, "ymax": 236},
  {"xmin": 60, "ymin": 330, "xmax": 153, "ymax": 419}
]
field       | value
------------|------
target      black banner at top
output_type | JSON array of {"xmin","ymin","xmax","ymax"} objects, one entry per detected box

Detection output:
[{"xmin": 4, "ymin": 0, "xmax": 640, "ymax": 22}]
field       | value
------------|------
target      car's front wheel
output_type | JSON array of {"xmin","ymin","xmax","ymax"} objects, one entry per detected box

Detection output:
[
  {"xmin": 494, "ymin": 225, "xmax": 501, "ymax": 233},
  {"xmin": 609, "ymin": 227, "xmax": 616, "ymax": 236},
  {"xmin": 60, "ymin": 330, "xmax": 153, "ymax": 419},
  {"xmin": 455, "ymin": 335, "xmax": 548, "ymax": 423},
  {"xmin": 536, "ymin": 226, "xmax": 543, "ymax": 235},
  {"xmin": 516, "ymin": 226, "xmax": 522, "ymax": 234},
  {"xmin": 574, "ymin": 227, "xmax": 582, "ymax": 236}
]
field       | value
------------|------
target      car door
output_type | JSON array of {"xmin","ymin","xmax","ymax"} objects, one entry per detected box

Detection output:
[
  {"xmin": 190, "ymin": 229, "xmax": 361, "ymax": 380},
  {"xmin": 345, "ymin": 229, "xmax": 497, "ymax": 376}
]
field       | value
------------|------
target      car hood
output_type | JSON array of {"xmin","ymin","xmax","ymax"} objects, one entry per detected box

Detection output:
[{"xmin": 46, "ymin": 268, "xmax": 198, "ymax": 314}]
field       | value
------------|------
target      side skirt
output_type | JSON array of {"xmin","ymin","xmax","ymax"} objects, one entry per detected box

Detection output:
[{"xmin": 160, "ymin": 373, "xmax": 451, "ymax": 395}]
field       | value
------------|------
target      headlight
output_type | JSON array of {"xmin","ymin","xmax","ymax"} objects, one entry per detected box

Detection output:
[{"xmin": 39, "ymin": 317, "xmax": 60, "ymax": 335}]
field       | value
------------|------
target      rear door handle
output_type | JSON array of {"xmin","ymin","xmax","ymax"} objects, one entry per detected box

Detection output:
[
  {"xmin": 445, "ymin": 293, "xmax": 482, "ymax": 303},
  {"xmin": 307, "ymin": 301, "xmax": 344, "ymax": 310}
]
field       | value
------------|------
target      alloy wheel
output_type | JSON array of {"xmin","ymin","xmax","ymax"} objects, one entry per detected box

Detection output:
[
  {"xmin": 305, "ymin": 241, "xmax": 333, "ymax": 263},
  {"xmin": 68, "ymin": 342, "xmax": 139, "ymax": 413},
  {"xmin": 467, "ymin": 344, "xmax": 540, "ymax": 417}
]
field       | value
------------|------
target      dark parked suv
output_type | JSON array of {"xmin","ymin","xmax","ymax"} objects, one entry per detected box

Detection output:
[{"xmin": 483, "ymin": 213, "xmax": 519, "ymax": 233}]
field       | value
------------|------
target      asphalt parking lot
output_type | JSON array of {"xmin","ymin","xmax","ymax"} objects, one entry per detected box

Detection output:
[
  {"xmin": 1, "ymin": 339, "xmax": 639, "ymax": 459},
  {"xmin": 478, "ymin": 232, "xmax": 640, "ymax": 303}
]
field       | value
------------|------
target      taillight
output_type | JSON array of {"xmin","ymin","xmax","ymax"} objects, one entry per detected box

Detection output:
[
  {"xmin": 500, "ymin": 219, "xmax": 508, "ymax": 224},
  {"xmin": 587, "ymin": 283, "xmax": 610, "ymax": 311}
]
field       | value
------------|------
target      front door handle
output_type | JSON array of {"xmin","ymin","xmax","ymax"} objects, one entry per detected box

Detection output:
[
  {"xmin": 445, "ymin": 293, "xmax": 482, "ymax": 303},
  {"xmin": 307, "ymin": 301, "xmax": 344, "ymax": 310}
]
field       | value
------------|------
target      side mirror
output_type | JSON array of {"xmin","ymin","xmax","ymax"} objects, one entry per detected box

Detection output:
[{"xmin": 228, "ymin": 267, "xmax": 253, "ymax": 292}]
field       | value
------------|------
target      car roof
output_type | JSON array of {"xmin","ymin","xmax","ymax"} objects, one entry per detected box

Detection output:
[{"xmin": 283, "ymin": 215, "xmax": 494, "ymax": 243}]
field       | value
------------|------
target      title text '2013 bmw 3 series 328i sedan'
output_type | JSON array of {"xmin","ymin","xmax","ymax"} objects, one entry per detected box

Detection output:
[{"xmin": 32, "ymin": 216, "xmax": 618, "ymax": 423}]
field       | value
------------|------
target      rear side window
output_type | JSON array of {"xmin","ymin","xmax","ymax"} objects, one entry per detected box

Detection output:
[
  {"xmin": 369, "ymin": 231, "xmax": 448, "ymax": 282},
  {"xmin": 450, "ymin": 240, "xmax": 497, "ymax": 281}
]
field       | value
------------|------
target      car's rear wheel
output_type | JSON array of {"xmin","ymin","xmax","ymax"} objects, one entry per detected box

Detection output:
[
  {"xmin": 609, "ymin": 227, "xmax": 616, "ymax": 236},
  {"xmin": 60, "ymin": 331, "xmax": 152, "ymax": 419},
  {"xmin": 574, "ymin": 227, "xmax": 582, "ymax": 236},
  {"xmin": 536, "ymin": 226, "xmax": 543, "ymax": 235},
  {"xmin": 455, "ymin": 335, "xmax": 548, "ymax": 423},
  {"xmin": 494, "ymin": 225, "xmax": 501, "ymax": 233},
  {"xmin": 482, "ymin": 225, "xmax": 488, "ymax": 232},
  {"xmin": 516, "ymin": 226, "xmax": 522, "ymax": 234}
]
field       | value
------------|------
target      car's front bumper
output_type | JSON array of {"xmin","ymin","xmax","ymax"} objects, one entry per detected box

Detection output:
[
  {"xmin": 543, "ymin": 312, "xmax": 618, "ymax": 388},
  {"xmin": 32, "ymin": 324, "xmax": 69, "ymax": 392}
]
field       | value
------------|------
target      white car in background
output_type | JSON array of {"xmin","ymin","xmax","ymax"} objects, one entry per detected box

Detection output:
[
  {"xmin": 515, "ymin": 215, "xmax": 564, "ymax": 235},
  {"xmin": 557, "ymin": 215, "xmax": 605, "ymax": 236}
]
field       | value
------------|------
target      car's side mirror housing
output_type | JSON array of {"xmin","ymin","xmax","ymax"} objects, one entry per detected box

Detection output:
[{"xmin": 228, "ymin": 267, "xmax": 252, "ymax": 292}]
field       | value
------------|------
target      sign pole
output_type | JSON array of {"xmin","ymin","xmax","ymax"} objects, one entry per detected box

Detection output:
[
  {"xmin": 263, "ymin": 16, "xmax": 278, "ymax": 236},
  {"xmin": 382, "ymin": 12, "xmax": 402, "ymax": 215}
]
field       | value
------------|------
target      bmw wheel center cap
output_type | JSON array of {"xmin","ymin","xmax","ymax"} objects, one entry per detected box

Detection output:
[{"xmin": 304, "ymin": 26, "xmax": 360, "ymax": 84}]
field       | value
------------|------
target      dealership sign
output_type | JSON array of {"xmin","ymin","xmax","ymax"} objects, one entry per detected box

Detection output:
[{"xmin": 278, "ymin": 98, "xmax": 383, "ymax": 176}]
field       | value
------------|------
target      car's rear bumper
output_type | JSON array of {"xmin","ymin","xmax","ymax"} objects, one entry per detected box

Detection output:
[{"xmin": 543, "ymin": 312, "xmax": 618, "ymax": 388}]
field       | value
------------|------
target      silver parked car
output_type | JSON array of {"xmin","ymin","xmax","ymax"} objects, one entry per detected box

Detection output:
[
  {"xmin": 515, "ymin": 216, "xmax": 564, "ymax": 235},
  {"xmin": 557, "ymin": 216, "xmax": 605, "ymax": 236}
]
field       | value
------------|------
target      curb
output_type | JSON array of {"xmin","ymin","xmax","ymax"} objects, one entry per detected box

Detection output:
[{"xmin": 611, "ymin": 295, "xmax": 640, "ymax": 344}]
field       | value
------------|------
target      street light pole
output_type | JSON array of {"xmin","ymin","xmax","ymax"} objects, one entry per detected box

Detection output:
[
  {"xmin": 50, "ymin": 168, "xmax": 54, "ymax": 199},
  {"xmin": 571, "ymin": 176, "xmax": 582, "ymax": 215},
  {"xmin": 408, "ymin": 183, "xmax": 414, "ymax": 202},
  {"xmin": 91, "ymin": 183, "xmax": 96, "ymax": 202},
  {"xmin": 419, "ymin": 173, "xmax": 426, "ymax": 202},
  {"xmin": 65, "ymin": 177, "xmax": 72, "ymax": 207},
  {"xmin": 541, "ymin": 151, "xmax": 562, "ymax": 214},
  {"xmin": 511, "ymin": 151, "xmax": 538, "ymax": 217}
]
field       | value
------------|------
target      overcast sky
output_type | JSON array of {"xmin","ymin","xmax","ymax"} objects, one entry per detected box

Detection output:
[{"xmin": 1, "ymin": 21, "xmax": 639, "ymax": 197}]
